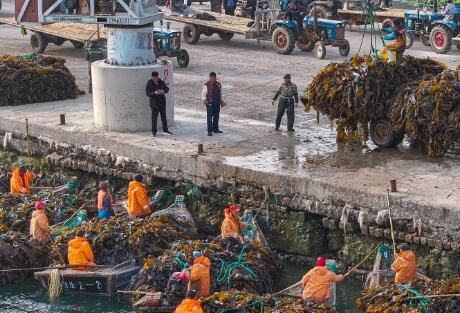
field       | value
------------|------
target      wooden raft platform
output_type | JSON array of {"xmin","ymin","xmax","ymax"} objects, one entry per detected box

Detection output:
[
  {"xmin": 0, "ymin": 17, "xmax": 106, "ymax": 42},
  {"xmin": 337, "ymin": 8, "xmax": 406, "ymax": 25},
  {"xmin": 34, "ymin": 261, "xmax": 140, "ymax": 296}
]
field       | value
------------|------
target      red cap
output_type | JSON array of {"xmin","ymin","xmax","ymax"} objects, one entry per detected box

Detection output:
[
  {"xmin": 226, "ymin": 205, "xmax": 240, "ymax": 214},
  {"xmin": 317, "ymin": 256, "xmax": 326, "ymax": 266},
  {"xmin": 35, "ymin": 201, "xmax": 46, "ymax": 210}
]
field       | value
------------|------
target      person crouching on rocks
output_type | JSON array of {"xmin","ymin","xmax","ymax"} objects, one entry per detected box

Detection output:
[
  {"xmin": 30, "ymin": 200, "xmax": 53, "ymax": 244},
  {"xmin": 186, "ymin": 250, "xmax": 211, "ymax": 298},
  {"xmin": 68, "ymin": 230, "xmax": 95, "ymax": 269},
  {"xmin": 221, "ymin": 205, "xmax": 249, "ymax": 244}
]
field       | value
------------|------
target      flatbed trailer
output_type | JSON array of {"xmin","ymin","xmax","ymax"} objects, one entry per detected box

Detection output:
[
  {"xmin": 336, "ymin": 8, "xmax": 405, "ymax": 27},
  {"xmin": 0, "ymin": 17, "xmax": 106, "ymax": 53}
]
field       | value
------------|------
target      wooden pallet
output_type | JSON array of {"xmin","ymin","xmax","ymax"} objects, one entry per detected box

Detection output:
[{"xmin": 0, "ymin": 17, "xmax": 106, "ymax": 42}]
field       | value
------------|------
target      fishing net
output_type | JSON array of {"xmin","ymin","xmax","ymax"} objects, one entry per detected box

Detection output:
[
  {"xmin": 0, "ymin": 232, "xmax": 50, "ymax": 285},
  {"xmin": 125, "ymin": 239, "xmax": 279, "ymax": 304},
  {"xmin": 202, "ymin": 289, "xmax": 338, "ymax": 313},
  {"xmin": 356, "ymin": 278, "xmax": 460, "ymax": 313},
  {"xmin": 0, "ymin": 55, "xmax": 81, "ymax": 106}
]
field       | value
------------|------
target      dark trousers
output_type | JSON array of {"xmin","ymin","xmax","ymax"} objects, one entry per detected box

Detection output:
[
  {"xmin": 150, "ymin": 101, "xmax": 168, "ymax": 134},
  {"xmin": 275, "ymin": 97, "xmax": 294, "ymax": 130},
  {"xmin": 207, "ymin": 103, "xmax": 220, "ymax": 133}
]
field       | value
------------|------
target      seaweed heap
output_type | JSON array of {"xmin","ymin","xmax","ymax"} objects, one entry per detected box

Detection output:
[
  {"xmin": 126, "ymin": 239, "xmax": 279, "ymax": 300},
  {"xmin": 356, "ymin": 278, "xmax": 460, "ymax": 313},
  {"xmin": 389, "ymin": 69, "xmax": 460, "ymax": 157},
  {"xmin": 0, "ymin": 55, "xmax": 80, "ymax": 106},
  {"xmin": 52, "ymin": 214, "xmax": 196, "ymax": 266},
  {"xmin": 0, "ymin": 232, "xmax": 50, "ymax": 284},
  {"xmin": 202, "ymin": 289, "xmax": 337, "ymax": 313}
]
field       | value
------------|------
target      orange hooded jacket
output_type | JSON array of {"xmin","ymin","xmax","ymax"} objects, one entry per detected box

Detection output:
[
  {"xmin": 392, "ymin": 250, "xmax": 416, "ymax": 284},
  {"xmin": 127, "ymin": 181, "xmax": 151, "ymax": 217},
  {"xmin": 30, "ymin": 210, "xmax": 52, "ymax": 244},
  {"xmin": 68, "ymin": 236, "xmax": 95, "ymax": 268},
  {"xmin": 174, "ymin": 298, "xmax": 203, "ymax": 313},
  {"xmin": 189, "ymin": 256, "xmax": 211, "ymax": 297},
  {"xmin": 221, "ymin": 210, "xmax": 248, "ymax": 239},
  {"xmin": 302, "ymin": 266, "xmax": 344, "ymax": 303},
  {"xmin": 10, "ymin": 167, "xmax": 37, "ymax": 196}
]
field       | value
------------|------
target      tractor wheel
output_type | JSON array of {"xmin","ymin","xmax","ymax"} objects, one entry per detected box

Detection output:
[
  {"xmin": 183, "ymin": 24, "xmax": 201, "ymax": 45},
  {"xmin": 430, "ymin": 25, "xmax": 452, "ymax": 54},
  {"xmin": 53, "ymin": 37, "xmax": 66, "ymax": 46},
  {"xmin": 339, "ymin": 39, "xmax": 350, "ymax": 56},
  {"xmin": 370, "ymin": 118, "xmax": 398, "ymax": 148},
  {"xmin": 308, "ymin": 5, "xmax": 332, "ymax": 19},
  {"xmin": 30, "ymin": 33, "xmax": 48, "ymax": 53},
  {"xmin": 405, "ymin": 31, "xmax": 414, "ymax": 49},
  {"xmin": 272, "ymin": 27, "xmax": 295, "ymax": 55},
  {"xmin": 176, "ymin": 49, "xmax": 190, "ymax": 68},
  {"xmin": 71, "ymin": 41, "xmax": 84, "ymax": 49},
  {"xmin": 314, "ymin": 41, "xmax": 326, "ymax": 59},
  {"xmin": 421, "ymin": 34, "xmax": 431, "ymax": 46},
  {"xmin": 381, "ymin": 18, "xmax": 393, "ymax": 32},
  {"xmin": 218, "ymin": 32, "xmax": 234, "ymax": 41},
  {"xmin": 298, "ymin": 41, "xmax": 315, "ymax": 52}
]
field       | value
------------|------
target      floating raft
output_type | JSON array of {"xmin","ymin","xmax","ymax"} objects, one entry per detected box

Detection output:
[{"xmin": 34, "ymin": 261, "xmax": 140, "ymax": 296}]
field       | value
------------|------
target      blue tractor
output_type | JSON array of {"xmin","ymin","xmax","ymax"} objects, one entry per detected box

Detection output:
[
  {"xmin": 404, "ymin": 2, "xmax": 460, "ymax": 53},
  {"xmin": 271, "ymin": 13, "xmax": 350, "ymax": 59},
  {"xmin": 153, "ymin": 23, "xmax": 190, "ymax": 68},
  {"xmin": 278, "ymin": 0, "xmax": 337, "ymax": 19}
]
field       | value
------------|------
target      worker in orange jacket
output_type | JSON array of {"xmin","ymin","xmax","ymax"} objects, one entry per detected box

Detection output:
[
  {"xmin": 302, "ymin": 256, "xmax": 345, "ymax": 303},
  {"xmin": 174, "ymin": 289, "xmax": 203, "ymax": 313},
  {"xmin": 392, "ymin": 243, "xmax": 416, "ymax": 284},
  {"xmin": 221, "ymin": 205, "xmax": 248, "ymax": 242},
  {"xmin": 29, "ymin": 201, "xmax": 53, "ymax": 244},
  {"xmin": 187, "ymin": 251, "xmax": 211, "ymax": 297},
  {"xmin": 127, "ymin": 174, "xmax": 152, "ymax": 217},
  {"xmin": 10, "ymin": 165, "xmax": 37, "ymax": 196},
  {"xmin": 67, "ymin": 230, "xmax": 95, "ymax": 269}
]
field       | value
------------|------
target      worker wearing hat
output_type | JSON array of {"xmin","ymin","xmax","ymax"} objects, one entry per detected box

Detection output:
[
  {"xmin": 97, "ymin": 180, "xmax": 113, "ymax": 220},
  {"xmin": 67, "ymin": 230, "xmax": 95, "ymax": 269},
  {"xmin": 174, "ymin": 289, "xmax": 203, "ymax": 313},
  {"xmin": 221, "ymin": 204, "xmax": 249, "ymax": 242},
  {"xmin": 302, "ymin": 256, "xmax": 345, "ymax": 303},
  {"xmin": 380, "ymin": 20, "xmax": 406, "ymax": 64},
  {"xmin": 29, "ymin": 201, "xmax": 53, "ymax": 244},
  {"xmin": 10, "ymin": 164, "xmax": 37, "ymax": 196},
  {"xmin": 272, "ymin": 74, "xmax": 299, "ymax": 132},
  {"xmin": 186, "ymin": 250, "xmax": 212, "ymax": 297},
  {"xmin": 392, "ymin": 243, "xmax": 416, "ymax": 284},
  {"xmin": 127, "ymin": 174, "xmax": 152, "ymax": 217}
]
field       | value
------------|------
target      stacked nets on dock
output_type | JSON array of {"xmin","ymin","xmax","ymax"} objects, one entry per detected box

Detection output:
[
  {"xmin": 52, "ymin": 214, "xmax": 197, "ymax": 266},
  {"xmin": 0, "ymin": 55, "xmax": 80, "ymax": 106},
  {"xmin": 202, "ymin": 289, "xmax": 337, "ymax": 313},
  {"xmin": 356, "ymin": 278, "xmax": 460, "ymax": 313},
  {"xmin": 126, "ymin": 239, "xmax": 279, "ymax": 301},
  {"xmin": 0, "ymin": 232, "xmax": 49, "ymax": 284}
]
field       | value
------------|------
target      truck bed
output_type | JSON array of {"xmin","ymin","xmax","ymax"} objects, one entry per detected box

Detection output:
[
  {"xmin": 337, "ymin": 8, "xmax": 405, "ymax": 25},
  {"xmin": 0, "ymin": 17, "xmax": 106, "ymax": 42}
]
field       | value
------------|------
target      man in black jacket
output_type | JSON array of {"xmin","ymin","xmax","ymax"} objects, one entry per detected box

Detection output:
[{"xmin": 146, "ymin": 71, "xmax": 172, "ymax": 137}]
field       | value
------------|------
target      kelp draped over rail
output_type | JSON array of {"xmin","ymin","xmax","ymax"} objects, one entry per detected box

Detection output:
[
  {"xmin": 0, "ymin": 55, "xmax": 81, "ymax": 106},
  {"xmin": 304, "ymin": 55, "xmax": 460, "ymax": 157}
]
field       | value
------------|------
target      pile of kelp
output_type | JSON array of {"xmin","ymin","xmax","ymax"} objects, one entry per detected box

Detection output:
[
  {"xmin": 0, "ymin": 232, "xmax": 49, "ymax": 284},
  {"xmin": 304, "ymin": 55, "xmax": 460, "ymax": 156},
  {"xmin": 52, "ymin": 214, "xmax": 196, "ymax": 266},
  {"xmin": 126, "ymin": 239, "xmax": 279, "ymax": 301},
  {"xmin": 202, "ymin": 289, "xmax": 337, "ymax": 313},
  {"xmin": 356, "ymin": 278, "xmax": 460, "ymax": 313},
  {"xmin": 0, "ymin": 55, "xmax": 80, "ymax": 106},
  {"xmin": 389, "ymin": 69, "xmax": 460, "ymax": 157}
]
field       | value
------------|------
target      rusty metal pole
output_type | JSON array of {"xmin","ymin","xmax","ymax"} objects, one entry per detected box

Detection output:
[
  {"xmin": 60, "ymin": 114, "xmax": 66, "ymax": 125},
  {"xmin": 25, "ymin": 118, "xmax": 30, "ymax": 157},
  {"xmin": 197, "ymin": 144, "xmax": 204, "ymax": 154},
  {"xmin": 390, "ymin": 179, "xmax": 397, "ymax": 192}
]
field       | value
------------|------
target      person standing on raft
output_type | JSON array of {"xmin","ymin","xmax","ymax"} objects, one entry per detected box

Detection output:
[{"xmin": 67, "ymin": 230, "xmax": 95, "ymax": 269}]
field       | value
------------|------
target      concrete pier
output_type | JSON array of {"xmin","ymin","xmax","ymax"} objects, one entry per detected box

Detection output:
[{"xmin": 0, "ymin": 96, "xmax": 459, "ymax": 250}]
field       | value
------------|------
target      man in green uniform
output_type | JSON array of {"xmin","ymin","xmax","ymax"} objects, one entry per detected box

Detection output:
[{"xmin": 273, "ymin": 74, "xmax": 298, "ymax": 132}]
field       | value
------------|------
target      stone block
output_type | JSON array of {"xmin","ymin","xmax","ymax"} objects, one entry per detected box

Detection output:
[
  {"xmin": 369, "ymin": 226, "xmax": 375, "ymax": 236},
  {"xmin": 413, "ymin": 237, "xmax": 421, "ymax": 245},
  {"xmin": 443, "ymin": 242, "xmax": 452, "ymax": 250},
  {"xmin": 383, "ymin": 229, "xmax": 391, "ymax": 239},
  {"xmin": 420, "ymin": 237, "xmax": 427, "ymax": 246},
  {"xmin": 435, "ymin": 240, "xmax": 443, "ymax": 250},
  {"xmin": 361, "ymin": 225, "xmax": 369, "ymax": 235},
  {"xmin": 280, "ymin": 206, "xmax": 288, "ymax": 213},
  {"xmin": 374, "ymin": 228, "xmax": 383, "ymax": 238},
  {"xmin": 427, "ymin": 239, "xmax": 436, "ymax": 248}
]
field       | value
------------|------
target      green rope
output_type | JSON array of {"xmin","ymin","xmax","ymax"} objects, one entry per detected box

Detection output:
[
  {"xmin": 175, "ymin": 256, "xmax": 189, "ymax": 271},
  {"xmin": 358, "ymin": 0, "xmax": 385, "ymax": 58},
  {"xmin": 377, "ymin": 244, "xmax": 393, "ymax": 270},
  {"xmin": 397, "ymin": 284, "xmax": 430, "ymax": 313},
  {"xmin": 216, "ymin": 245, "xmax": 259, "ymax": 286}
]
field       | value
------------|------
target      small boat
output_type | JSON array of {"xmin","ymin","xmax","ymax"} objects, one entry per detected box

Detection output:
[{"xmin": 34, "ymin": 260, "xmax": 140, "ymax": 296}]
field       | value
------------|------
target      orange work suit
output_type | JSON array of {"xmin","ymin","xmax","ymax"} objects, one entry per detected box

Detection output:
[
  {"xmin": 30, "ymin": 210, "xmax": 52, "ymax": 244},
  {"xmin": 302, "ymin": 266, "xmax": 344, "ymax": 303},
  {"xmin": 68, "ymin": 236, "xmax": 95, "ymax": 268},
  {"xmin": 189, "ymin": 256, "xmax": 211, "ymax": 297},
  {"xmin": 174, "ymin": 298, "xmax": 203, "ymax": 313},
  {"xmin": 221, "ymin": 211, "xmax": 248, "ymax": 239},
  {"xmin": 392, "ymin": 250, "xmax": 416, "ymax": 284},
  {"xmin": 10, "ymin": 167, "xmax": 37, "ymax": 196},
  {"xmin": 127, "ymin": 181, "xmax": 151, "ymax": 217}
]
